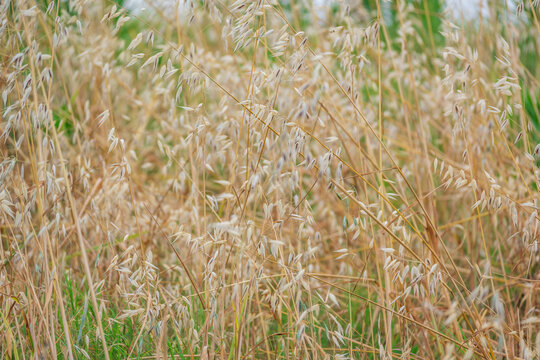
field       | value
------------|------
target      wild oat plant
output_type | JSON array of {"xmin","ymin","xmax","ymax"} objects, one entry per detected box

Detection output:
[{"xmin": 0, "ymin": 0, "xmax": 539, "ymax": 359}]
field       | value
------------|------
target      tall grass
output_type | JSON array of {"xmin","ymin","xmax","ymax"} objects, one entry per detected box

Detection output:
[{"xmin": 1, "ymin": 0, "xmax": 539, "ymax": 359}]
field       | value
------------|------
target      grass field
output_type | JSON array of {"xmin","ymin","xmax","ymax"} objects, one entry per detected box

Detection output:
[{"xmin": 1, "ymin": 0, "xmax": 539, "ymax": 359}]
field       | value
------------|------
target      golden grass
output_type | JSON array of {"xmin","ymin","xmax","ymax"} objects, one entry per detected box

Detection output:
[{"xmin": 0, "ymin": 0, "xmax": 539, "ymax": 359}]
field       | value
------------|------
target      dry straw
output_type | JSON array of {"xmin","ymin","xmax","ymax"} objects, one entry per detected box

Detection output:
[{"xmin": 0, "ymin": 0, "xmax": 539, "ymax": 359}]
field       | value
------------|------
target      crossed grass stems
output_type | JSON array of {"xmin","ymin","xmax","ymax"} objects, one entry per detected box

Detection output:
[{"xmin": 4, "ymin": 0, "xmax": 539, "ymax": 359}]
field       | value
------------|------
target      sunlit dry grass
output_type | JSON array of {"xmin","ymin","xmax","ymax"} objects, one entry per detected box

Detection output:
[{"xmin": 0, "ymin": 0, "xmax": 539, "ymax": 359}]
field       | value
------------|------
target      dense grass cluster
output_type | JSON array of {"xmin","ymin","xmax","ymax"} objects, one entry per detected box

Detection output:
[{"xmin": 1, "ymin": 0, "xmax": 539, "ymax": 358}]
